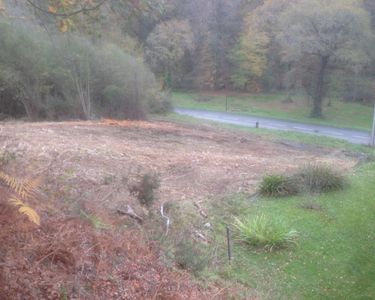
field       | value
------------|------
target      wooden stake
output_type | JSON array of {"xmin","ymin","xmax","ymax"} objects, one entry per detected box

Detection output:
[
  {"xmin": 371, "ymin": 103, "xmax": 375, "ymax": 147},
  {"xmin": 226, "ymin": 226, "xmax": 232, "ymax": 263}
]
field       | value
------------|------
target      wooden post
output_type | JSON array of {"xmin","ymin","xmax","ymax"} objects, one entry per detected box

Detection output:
[
  {"xmin": 371, "ymin": 103, "xmax": 375, "ymax": 147},
  {"xmin": 226, "ymin": 226, "xmax": 232, "ymax": 263},
  {"xmin": 256, "ymin": 121, "xmax": 259, "ymax": 129},
  {"xmin": 225, "ymin": 96, "xmax": 228, "ymax": 112}
]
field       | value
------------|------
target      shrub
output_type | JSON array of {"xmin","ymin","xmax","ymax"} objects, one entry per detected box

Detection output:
[
  {"xmin": 174, "ymin": 239, "xmax": 211, "ymax": 275},
  {"xmin": 293, "ymin": 164, "xmax": 346, "ymax": 194},
  {"xmin": 0, "ymin": 22, "xmax": 161, "ymax": 121},
  {"xmin": 148, "ymin": 91, "xmax": 172, "ymax": 114},
  {"xmin": 131, "ymin": 173, "xmax": 160, "ymax": 207},
  {"xmin": 101, "ymin": 84, "xmax": 144, "ymax": 119},
  {"xmin": 93, "ymin": 44, "xmax": 157, "ymax": 120},
  {"xmin": 233, "ymin": 215, "xmax": 298, "ymax": 252},
  {"xmin": 259, "ymin": 175, "xmax": 298, "ymax": 197},
  {"xmin": 0, "ymin": 149, "xmax": 16, "ymax": 167}
]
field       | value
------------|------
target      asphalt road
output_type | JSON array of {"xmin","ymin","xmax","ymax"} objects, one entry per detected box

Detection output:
[{"xmin": 174, "ymin": 108, "xmax": 371, "ymax": 145}]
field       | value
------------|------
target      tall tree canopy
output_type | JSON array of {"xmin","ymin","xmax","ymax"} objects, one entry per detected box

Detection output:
[
  {"xmin": 278, "ymin": 0, "xmax": 373, "ymax": 117},
  {"xmin": 1, "ymin": 0, "xmax": 375, "ymax": 120},
  {"xmin": 145, "ymin": 19, "xmax": 194, "ymax": 89}
]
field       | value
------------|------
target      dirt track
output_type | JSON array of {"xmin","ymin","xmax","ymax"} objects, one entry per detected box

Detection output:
[{"xmin": 0, "ymin": 119, "xmax": 356, "ymax": 214}]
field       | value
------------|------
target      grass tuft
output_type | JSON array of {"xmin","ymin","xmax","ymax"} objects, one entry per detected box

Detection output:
[
  {"xmin": 259, "ymin": 165, "xmax": 347, "ymax": 198},
  {"xmin": 259, "ymin": 175, "xmax": 298, "ymax": 197},
  {"xmin": 232, "ymin": 215, "xmax": 298, "ymax": 252},
  {"xmin": 293, "ymin": 164, "xmax": 347, "ymax": 194}
]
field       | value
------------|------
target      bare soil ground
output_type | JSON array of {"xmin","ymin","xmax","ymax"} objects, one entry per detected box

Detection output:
[
  {"xmin": 0, "ymin": 119, "xmax": 357, "ymax": 299},
  {"xmin": 1, "ymin": 119, "xmax": 355, "ymax": 209}
]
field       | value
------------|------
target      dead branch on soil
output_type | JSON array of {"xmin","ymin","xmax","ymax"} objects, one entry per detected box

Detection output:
[
  {"xmin": 160, "ymin": 202, "xmax": 170, "ymax": 235},
  {"xmin": 194, "ymin": 230, "xmax": 208, "ymax": 242},
  {"xmin": 117, "ymin": 205, "xmax": 143, "ymax": 223},
  {"xmin": 194, "ymin": 201, "xmax": 208, "ymax": 218}
]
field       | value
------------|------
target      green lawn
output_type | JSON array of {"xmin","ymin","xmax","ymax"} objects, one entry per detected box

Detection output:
[
  {"xmin": 171, "ymin": 91, "xmax": 373, "ymax": 131},
  {"xmin": 207, "ymin": 163, "xmax": 375, "ymax": 299}
]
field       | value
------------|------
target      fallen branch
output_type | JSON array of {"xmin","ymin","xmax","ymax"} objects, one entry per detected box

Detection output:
[
  {"xmin": 194, "ymin": 230, "xmax": 208, "ymax": 242},
  {"xmin": 160, "ymin": 203, "xmax": 170, "ymax": 236},
  {"xmin": 26, "ymin": 0, "xmax": 108, "ymax": 18},
  {"xmin": 117, "ymin": 205, "xmax": 143, "ymax": 224},
  {"xmin": 194, "ymin": 201, "xmax": 208, "ymax": 218}
]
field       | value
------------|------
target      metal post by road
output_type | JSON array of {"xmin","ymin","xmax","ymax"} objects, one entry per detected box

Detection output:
[{"xmin": 371, "ymin": 103, "xmax": 375, "ymax": 147}]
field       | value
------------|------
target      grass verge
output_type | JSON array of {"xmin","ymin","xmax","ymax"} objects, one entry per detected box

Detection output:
[
  {"xmin": 151, "ymin": 112, "xmax": 375, "ymax": 298},
  {"xmin": 172, "ymin": 91, "xmax": 373, "ymax": 131},
  {"xmin": 157, "ymin": 112, "xmax": 375, "ymax": 155},
  {"xmin": 204, "ymin": 163, "xmax": 375, "ymax": 299}
]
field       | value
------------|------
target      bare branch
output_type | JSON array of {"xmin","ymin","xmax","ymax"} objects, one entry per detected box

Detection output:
[
  {"xmin": 193, "ymin": 201, "xmax": 208, "ymax": 218},
  {"xmin": 117, "ymin": 205, "xmax": 143, "ymax": 224},
  {"xmin": 25, "ymin": 0, "xmax": 108, "ymax": 18},
  {"xmin": 160, "ymin": 203, "xmax": 170, "ymax": 235}
]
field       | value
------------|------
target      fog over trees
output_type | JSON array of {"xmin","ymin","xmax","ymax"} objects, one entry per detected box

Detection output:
[{"xmin": 0, "ymin": 0, "xmax": 374, "ymax": 120}]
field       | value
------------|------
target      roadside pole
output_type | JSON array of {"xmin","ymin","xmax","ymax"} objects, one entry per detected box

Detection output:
[{"xmin": 372, "ymin": 103, "xmax": 375, "ymax": 147}]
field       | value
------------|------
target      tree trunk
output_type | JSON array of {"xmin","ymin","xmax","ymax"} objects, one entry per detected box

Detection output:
[
  {"xmin": 311, "ymin": 55, "xmax": 329, "ymax": 118},
  {"xmin": 20, "ymin": 97, "xmax": 37, "ymax": 120},
  {"xmin": 20, "ymin": 87, "xmax": 39, "ymax": 120}
]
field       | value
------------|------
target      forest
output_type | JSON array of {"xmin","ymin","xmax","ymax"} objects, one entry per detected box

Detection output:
[{"xmin": 0, "ymin": 0, "xmax": 374, "ymax": 120}]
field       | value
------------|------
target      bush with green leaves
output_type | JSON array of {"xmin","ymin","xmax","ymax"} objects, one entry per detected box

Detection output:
[
  {"xmin": 259, "ymin": 175, "xmax": 298, "ymax": 197},
  {"xmin": 0, "ymin": 21, "xmax": 166, "ymax": 120},
  {"xmin": 148, "ymin": 91, "xmax": 173, "ymax": 114},
  {"xmin": 292, "ymin": 164, "xmax": 346, "ymax": 194},
  {"xmin": 233, "ymin": 215, "xmax": 298, "ymax": 252},
  {"xmin": 174, "ymin": 239, "xmax": 212, "ymax": 275}
]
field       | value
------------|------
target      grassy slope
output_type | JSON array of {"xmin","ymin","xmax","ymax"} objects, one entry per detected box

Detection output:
[
  {"xmin": 156, "ymin": 113, "xmax": 375, "ymax": 299},
  {"xmin": 209, "ymin": 163, "xmax": 375, "ymax": 299},
  {"xmin": 172, "ymin": 92, "xmax": 373, "ymax": 131}
]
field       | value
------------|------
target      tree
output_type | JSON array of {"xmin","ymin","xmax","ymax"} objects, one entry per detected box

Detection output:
[
  {"xmin": 231, "ymin": 0, "xmax": 296, "ymax": 92},
  {"xmin": 145, "ymin": 19, "xmax": 194, "ymax": 89},
  {"xmin": 230, "ymin": 13, "xmax": 270, "ymax": 91},
  {"xmin": 278, "ymin": 0, "xmax": 373, "ymax": 118}
]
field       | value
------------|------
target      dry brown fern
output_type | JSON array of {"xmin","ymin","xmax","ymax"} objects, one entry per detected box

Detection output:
[{"xmin": 0, "ymin": 171, "xmax": 41, "ymax": 225}]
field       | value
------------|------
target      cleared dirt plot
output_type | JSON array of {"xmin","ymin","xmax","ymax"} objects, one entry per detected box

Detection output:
[
  {"xmin": 0, "ymin": 120, "xmax": 355, "ymax": 210},
  {"xmin": 0, "ymin": 120, "xmax": 357, "ymax": 299}
]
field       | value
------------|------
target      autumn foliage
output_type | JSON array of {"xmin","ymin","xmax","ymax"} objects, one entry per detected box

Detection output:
[{"xmin": 0, "ymin": 200, "xmax": 217, "ymax": 299}]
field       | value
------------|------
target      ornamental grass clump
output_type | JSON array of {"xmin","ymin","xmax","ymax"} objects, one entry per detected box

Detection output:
[
  {"xmin": 233, "ymin": 215, "xmax": 298, "ymax": 252},
  {"xmin": 259, "ymin": 165, "xmax": 347, "ymax": 198},
  {"xmin": 259, "ymin": 175, "xmax": 298, "ymax": 197},
  {"xmin": 293, "ymin": 164, "xmax": 346, "ymax": 194}
]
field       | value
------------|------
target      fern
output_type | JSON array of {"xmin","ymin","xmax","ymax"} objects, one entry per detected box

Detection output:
[
  {"xmin": 0, "ymin": 172, "xmax": 40, "ymax": 199},
  {"xmin": 0, "ymin": 171, "xmax": 41, "ymax": 226}
]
